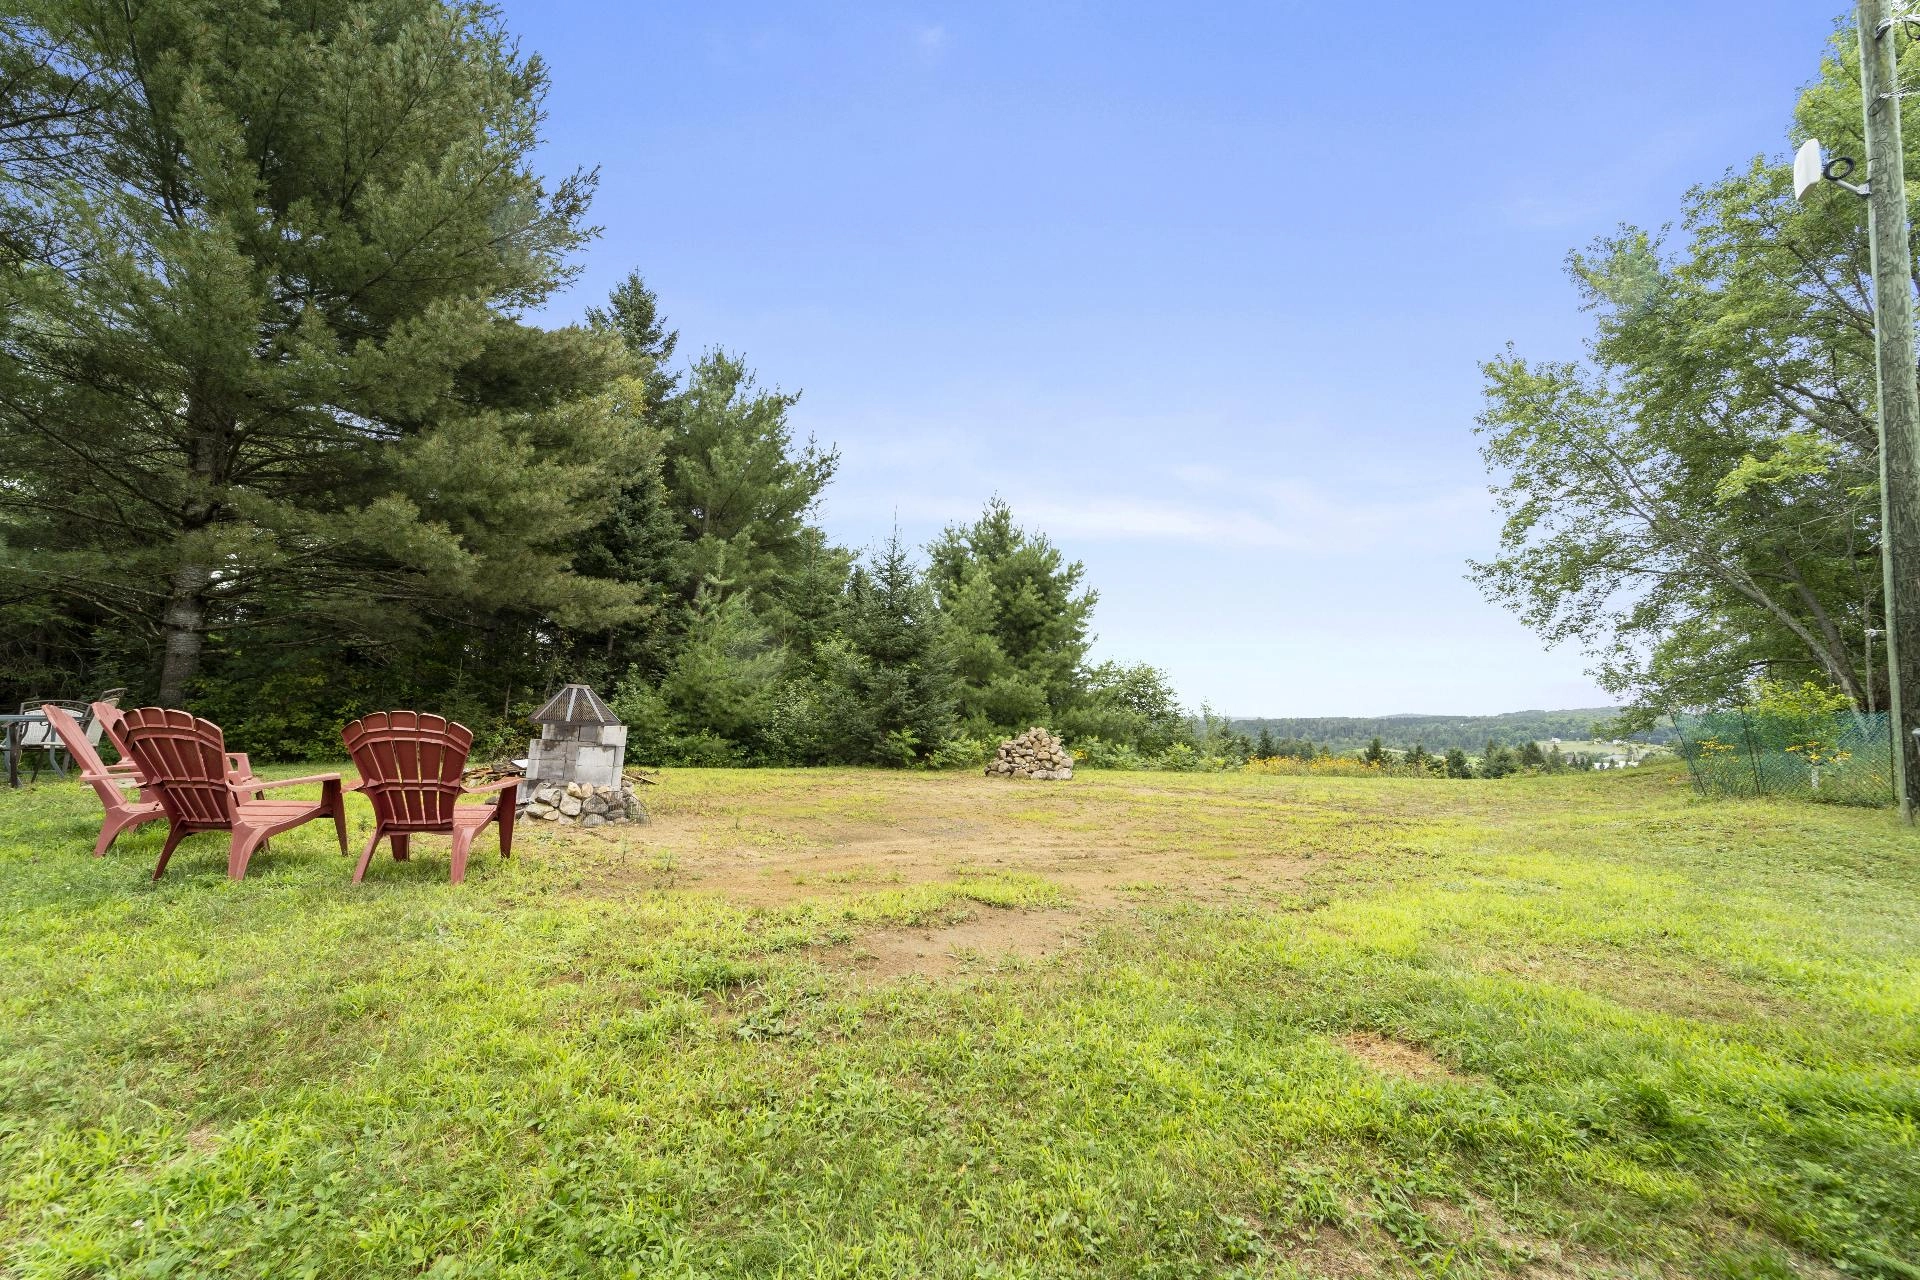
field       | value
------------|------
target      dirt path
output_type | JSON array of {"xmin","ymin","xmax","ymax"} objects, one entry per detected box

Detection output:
[{"xmin": 547, "ymin": 771, "xmax": 1383, "ymax": 977}]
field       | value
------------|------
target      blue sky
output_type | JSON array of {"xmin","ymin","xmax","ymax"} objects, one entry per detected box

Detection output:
[{"xmin": 502, "ymin": 1, "xmax": 1841, "ymax": 716}]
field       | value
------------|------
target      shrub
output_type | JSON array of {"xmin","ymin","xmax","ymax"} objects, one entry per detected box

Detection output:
[
  {"xmin": 1153, "ymin": 742, "xmax": 1203, "ymax": 772},
  {"xmin": 1072, "ymin": 736, "xmax": 1151, "ymax": 770},
  {"xmin": 668, "ymin": 731, "xmax": 744, "ymax": 767},
  {"xmin": 929, "ymin": 736, "xmax": 993, "ymax": 771},
  {"xmin": 1245, "ymin": 755, "xmax": 1393, "ymax": 778},
  {"xmin": 610, "ymin": 677, "xmax": 679, "ymax": 766},
  {"xmin": 879, "ymin": 729, "xmax": 921, "ymax": 769}
]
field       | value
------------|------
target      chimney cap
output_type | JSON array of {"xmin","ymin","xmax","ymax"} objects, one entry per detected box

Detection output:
[{"xmin": 530, "ymin": 683, "xmax": 621, "ymax": 726}]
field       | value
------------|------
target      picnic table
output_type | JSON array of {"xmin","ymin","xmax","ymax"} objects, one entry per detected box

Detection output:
[{"xmin": 1, "ymin": 711, "xmax": 49, "ymax": 789}]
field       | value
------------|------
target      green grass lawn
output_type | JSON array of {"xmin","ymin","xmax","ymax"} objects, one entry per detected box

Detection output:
[{"xmin": 1, "ymin": 763, "xmax": 1915, "ymax": 1278}]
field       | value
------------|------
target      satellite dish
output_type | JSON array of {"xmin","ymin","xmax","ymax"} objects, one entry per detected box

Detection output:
[{"xmin": 1793, "ymin": 138, "xmax": 1824, "ymax": 201}]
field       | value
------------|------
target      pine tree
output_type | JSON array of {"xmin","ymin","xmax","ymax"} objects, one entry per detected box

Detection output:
[
  {"xmin": 564, "ymin": 450, "xmax": 688, "ymax": 681},
  {"xmin": 1255, "ymin": 727, "xmax": 1278, "ymax": 760},
  {"xmin": 0, "ymin": 0, "xmax": 639, "ymax": 704},
  {"xmin": 569, "ymin": 272, "xmax": 694, "ymax": 681},
  {"xmin": 928, "ymin": 498, "xmax": 1096, "ymax": 735},
  {"xmin": 1479, "ymin": 739, "xmax": 1516, "ymax": 779},
  {"xmin": 657, "ymin": 576, "xmax": 785, "ymax": 760},
  {"xmin": 1363, "ymin": 736, "xmax": 1387, "ymax": 766},
  {"xmin": 781, "ymin": 527, "xmax": 852, "ymax": 662},
  {"xmin": 659, "ymin": 350, "xmax": 843, "ymax": 617},
  {"xmin": 586, "ymin": 270, "xmax": 682, "ymax": 415},
  {"xmin": 815, "ymin": 531, "xmax": 957, "ymax": 765},
  {"xmin": 1444, "ymin": 748, "xmax": 1473, "ymax": 778}
]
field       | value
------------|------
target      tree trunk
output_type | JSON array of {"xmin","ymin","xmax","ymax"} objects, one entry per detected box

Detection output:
[
  {"xmin": 159, "ymin": 389, "xmax": 227, "ymax": 706},
  {"xmin": 157, "ymin": 560, "xmax": 210, "ymax": 706},
  {"xmin": 1779, "ymin": 557, "xmax": 1869, "ymax": 707}
]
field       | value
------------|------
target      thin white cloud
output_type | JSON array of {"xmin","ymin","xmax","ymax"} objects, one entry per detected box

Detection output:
[
  {"xmin": 915, "ymin": 23, "xmax": 948, "ymax": 51},
  {"xmin": 1014, "ymin": 496, "xmax": 1308, "ymax": 548},
  {"xmin": 834, "ymin": 480, "xmax": 1486, "ymax": 555},
  {"xmin": 812, "ymin": 407, "xmax": 1487, "ymax": 555}
]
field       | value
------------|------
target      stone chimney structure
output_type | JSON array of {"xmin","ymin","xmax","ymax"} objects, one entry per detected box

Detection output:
[{"xmin": 525, "ymin": 683, "xmax": 626, "ymax": 790}]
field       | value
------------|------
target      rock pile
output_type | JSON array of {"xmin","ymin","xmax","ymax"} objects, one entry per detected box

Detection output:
[
  {"xmin": 985, "ymin": 727, "xmax": 1075, "ymax": 780},
  {"xmin": 519, "ymin": 779, "xmax": 649, "ymax": 828}
]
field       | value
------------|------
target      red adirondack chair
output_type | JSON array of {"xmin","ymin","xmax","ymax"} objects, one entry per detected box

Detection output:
[
  {"xmin": 41, "ymin": 703, "xmax": 164, "ymax": 856},
  {"xmin": 121, "ymin": 708, "xmax": 347, "ymax": 881},
  {"xmin": 341, "ymin": 712, "xmax": 516, "ymax": 885},
  {"xmin": 93, "ymin": 701, "xmax": 262, "ymax": 794}
]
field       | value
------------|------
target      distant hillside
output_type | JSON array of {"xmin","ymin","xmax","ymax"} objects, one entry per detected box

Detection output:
[{"xmin": 1229, "ymin": 708, "xmax": 1666, "ymax": 755}]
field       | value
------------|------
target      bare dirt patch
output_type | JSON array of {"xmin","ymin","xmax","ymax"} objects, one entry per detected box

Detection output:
[
  {"xmin": 1420, "ymin": 1195, "xmax": 1594, "ymax": 1278},
  {"xmin": 1273, "ymin": 1223, "xmax": 1409, "ymax": 1279},
  {"xmin": 531, "ymin": 771, "xmax": 1402, "ymax": 983},
  {"xmin": 1339, "ymin": 1031, "xmax": 1462, "ymax": 1082},
  {"xmin": 825, "ymin": 906, "xmax": 1087, "ymax": 979},
  {"xmin": 565, "ymin": 772, "xmax": 1342, "ymax": 910}
]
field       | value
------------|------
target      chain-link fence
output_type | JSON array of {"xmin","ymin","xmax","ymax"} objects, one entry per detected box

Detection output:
[{"xmin": 1671, "ymin": 710, "xmax": 1893, "ymax": 807}]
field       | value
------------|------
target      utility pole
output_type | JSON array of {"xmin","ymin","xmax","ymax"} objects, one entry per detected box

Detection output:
[{"xmin": 1857, "ymin": 0, "xmax": 1920, "ymax": 821}]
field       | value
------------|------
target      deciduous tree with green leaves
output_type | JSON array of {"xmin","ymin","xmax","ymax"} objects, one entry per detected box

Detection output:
[{"xmin": 1471, "ymin": 27, "xmax": 1889, "ymax": 723}]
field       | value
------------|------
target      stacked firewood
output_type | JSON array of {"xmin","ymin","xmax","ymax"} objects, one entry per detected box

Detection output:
[
  {"xmin": 985, "ymin": 727, "xmax": 1075, "ymax": 780},
  {"xmin": 462, "ymin": 760, "xmax": 523, "ymax": 786}
]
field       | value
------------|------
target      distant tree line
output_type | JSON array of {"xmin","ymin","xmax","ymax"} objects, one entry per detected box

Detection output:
[
  {"xmin": 1228, "ymin": 710, "xmax": 1666, "ymax": 755},
  {"xmin": 1224, "ymin": 726, "xmax": 1607, "ymax": 780}
]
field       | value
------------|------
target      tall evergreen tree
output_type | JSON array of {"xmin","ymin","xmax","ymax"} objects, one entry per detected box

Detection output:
[
  {"xmin": 0, "ymin": 0, "xmax": 642, "ymax": 706},
  {"xmin": 659, "ymin": 350, "xmax": 842, "ymax": 620},
  {"xmin": 815, "ymin": 531, "xmax": 956, "ymax": 765},
  {"xmin": 574, "ymin": 274, "xmax": 848, "ymax": 679},
  {"xmin": 586, "ymin": 269, "xmax": 682, "ymax": 414},
  {"xmin": 927, "ymin": 498, "xmax": 1097, "ymax": 736},
  {"xmin": 568, "ymin": 271, "xmax": 692, "ymax": 682}
]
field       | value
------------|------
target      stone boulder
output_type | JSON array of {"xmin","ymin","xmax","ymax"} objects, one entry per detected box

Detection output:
[
  {"xmin": 518, "ymin": 779, "xmax": 650, "ymax": 827},
  {"xmin": 985, "ymin": 727, "xmax": 1075, "ymax": 781}
]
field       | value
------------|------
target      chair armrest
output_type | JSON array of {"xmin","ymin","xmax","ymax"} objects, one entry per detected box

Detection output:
[
  {"xmin": 463, "ymin": 778, "xmax": 521, "ymax": 797},
  {"xmin": 82, "ymin": 770, "xmax": 143, "ymax": 791},
  {"xmin": 242, "ymin": 772, "xmax": 342, "ymax": 792},
  {"xmin": 225, "ymin": 753, "xmax": 254, "ymax": 779}
]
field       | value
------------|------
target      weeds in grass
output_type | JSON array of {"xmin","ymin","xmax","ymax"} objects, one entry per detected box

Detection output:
[{"xmin": 0, "ymin": 764, "xmax": 1915, "ymax": 1276}]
